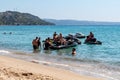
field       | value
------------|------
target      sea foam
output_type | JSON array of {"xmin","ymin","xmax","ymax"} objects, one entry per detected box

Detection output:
[{"xmin": 0, "ymin": 50, "xmax": 10, "ymax": 54}]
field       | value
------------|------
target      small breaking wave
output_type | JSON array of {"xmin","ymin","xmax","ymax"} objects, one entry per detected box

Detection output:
[
  {"xmin": 31, "ymin": 59, "xmax": 120, "ymax": 80},
  {"xmin": 31, "ymin": 60, "xmax": 69, "ymax": 67},
  {"xmin": 0, "ymin": 50, "xmax": 11, "ymax": 54}
]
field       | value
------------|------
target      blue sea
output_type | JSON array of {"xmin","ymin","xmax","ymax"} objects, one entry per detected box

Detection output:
[{"xmin": 0, "ymin": 25, "xmax": 120, "ymax": 80}]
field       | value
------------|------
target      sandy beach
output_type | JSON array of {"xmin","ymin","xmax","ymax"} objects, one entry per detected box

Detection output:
[{"xmin": 0, "ymin": 55, "xmax": 104, "ymax": 80}]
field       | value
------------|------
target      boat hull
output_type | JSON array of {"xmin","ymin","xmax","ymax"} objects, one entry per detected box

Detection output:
[
  {"xmin": 50, "ymin": 42, "xmax": 77, "ymax": 50},
  {"xmin": 84, "ymin": 41, "xmax": 102, "ymax": 45}
]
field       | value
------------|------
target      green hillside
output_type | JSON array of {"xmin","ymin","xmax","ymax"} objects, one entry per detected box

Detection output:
[{"xmin": 0, "ymin": 11, "xmax": 54, "ymax": 25}]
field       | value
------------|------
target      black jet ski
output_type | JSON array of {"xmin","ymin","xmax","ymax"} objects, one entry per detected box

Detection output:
[
  {"xmin": 75, "ymin": 33, "xmax": 85, "ymax": 38},
  {"xmin": 84, "ymin": 41, "xmax": 102, "ymax": 45}
]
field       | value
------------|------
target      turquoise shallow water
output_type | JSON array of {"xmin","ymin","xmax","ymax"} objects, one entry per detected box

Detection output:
[{"xmin": 0, "ymin": 25, "xmax": 120, "ymax": 80}]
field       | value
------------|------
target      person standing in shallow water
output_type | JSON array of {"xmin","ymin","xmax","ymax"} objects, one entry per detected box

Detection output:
[{"xmin": 32, "ymin": 37, "xmax": 39, "ymax": 51}]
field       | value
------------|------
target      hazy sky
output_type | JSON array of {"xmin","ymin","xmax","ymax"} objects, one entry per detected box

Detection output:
[{"xmin": 1, "ymin": 0, "xmax": 120, "ymax": 21}]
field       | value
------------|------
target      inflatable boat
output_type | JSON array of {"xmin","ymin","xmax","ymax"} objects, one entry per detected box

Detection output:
[{"xmin": 50, "ymin": 42, "xmax": 77, "ymax": 50}]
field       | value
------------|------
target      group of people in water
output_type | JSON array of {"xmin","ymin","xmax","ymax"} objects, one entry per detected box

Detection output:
[
  {"xmin": 43, "ymin": 32, "xmax": 67, "ymax": 50},
  {"xmin": 32, "ymin": 32, "xmax": 66, "ymax": 51},
  {"xmin": 32, "ymin": 32, "xmax": 77, "ymax": 55},
  {"xmin": 53, "ymin": 32, "xmax": 67, "ymax": 45},
  {"xmin": 32, "ymin": 31, "xmax": 97, "ymax": 55}
]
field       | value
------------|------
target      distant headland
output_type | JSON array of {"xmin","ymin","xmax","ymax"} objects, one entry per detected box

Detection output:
[
  {"xmin": 0, "ymin": 11, "xmax": 54, "ymax": 25},
  {"xmin": 44, "ymin": 19, "xmax": 120, "ymax": 26}
]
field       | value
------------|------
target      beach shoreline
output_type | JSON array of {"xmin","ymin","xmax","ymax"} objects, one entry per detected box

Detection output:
[{"xmin": 0, "ymin": 55, "xmax": 103, "ymax": 80}]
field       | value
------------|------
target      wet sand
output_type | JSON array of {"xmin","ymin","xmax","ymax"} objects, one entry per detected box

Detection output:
[{"xmin": 0, "ymin": 55, "xmax": 104, "ymax": 80}]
